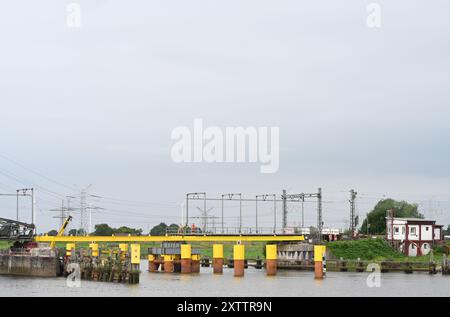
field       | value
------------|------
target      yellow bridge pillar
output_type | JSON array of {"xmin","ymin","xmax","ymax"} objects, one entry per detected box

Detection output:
[
  {"xmin": 66, "ymin": 243, "xmax": 75, "ymax": 257},
  {"xmin": 89, "ymin": 243, "xmax": 99, "ymax": 257},
  {"xmin": 314, "ymin": 245, "xmax": 326, "ymax": 279},
  {"xmin": 266, "ymin": 244, "xmax": 277, "ymax": 276},
  {"xmin": 181, "ymin": 244, "xmax": 192, "ymax": 274},
  {"xmin": 233, "ymin": 244, "xmax": 245, "ymax": 277},
  {"xmin": 213, "ymin": 244, "xmax": 224, "ymax": 274},
  {"xmin": 130, "ymin": 244, "xmax": 140, "ymax": 265}
]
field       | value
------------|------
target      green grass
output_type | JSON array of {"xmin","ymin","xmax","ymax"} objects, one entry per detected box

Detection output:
[
  {"xmin": 327, "ymin": 238, "xmax": 405, "ymax": 261},
  {"xmin": 192, "ymin": 242, "xmax": 266, "ymax": 259},
  {"xmin": 0, "ymin": 241, "xmax": 11, "ymax": 250},
  {"xmin": 326, "ymin": 238, "xmax": 445, "ymax": 263}
]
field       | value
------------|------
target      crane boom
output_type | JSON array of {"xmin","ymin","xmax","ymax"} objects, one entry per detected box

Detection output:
[{"xmin": 50, "ymin": 216, "xmax": 72, "ymax": 249}]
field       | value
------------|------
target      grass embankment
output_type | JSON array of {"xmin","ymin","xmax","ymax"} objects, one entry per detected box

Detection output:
[
  {"xmin": 0, "ymin": 241, "xmax": 10, "ymax": 250},
  {"xmin": 326, "ymin": 238, "xmax": 448, "ymax": 263}
]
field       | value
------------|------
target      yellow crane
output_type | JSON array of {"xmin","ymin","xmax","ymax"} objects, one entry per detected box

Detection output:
[{"xmin": 50, "ymin": 216, "xmax": 73, "ymax": 249}]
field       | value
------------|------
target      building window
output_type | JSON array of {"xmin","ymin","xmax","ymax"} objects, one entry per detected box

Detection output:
[
  {"xmin": 424, "ymin": 244, "xmax": 428, "ymax": 249},
  {"xmin": 402, "ymin": 227, "xmax": 405, "ymax": 234},
  {"xmin": 425, "ymin": 227, "xmax": 429, "ymax": 231},
  {"xmin": 410, "ymin": 227, "xmax": 416, "ymax": 235},
  {"xmin": 411, "ymin": 244, "xmax": 415, "ymax": 249},
  {"xmin": 395, "ymin": 227, "xmax": 399, "ymax": 233}
]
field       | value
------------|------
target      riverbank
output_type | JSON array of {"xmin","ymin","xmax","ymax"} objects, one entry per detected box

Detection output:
[{"xmin": 326, "ymin": 238, "xmax": 448, "ymax": 263}]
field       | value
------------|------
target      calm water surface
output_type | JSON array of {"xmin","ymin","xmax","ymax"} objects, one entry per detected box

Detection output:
[{"xmin": 0, "ymin": 260, "xmax": 448, "ymax": 297}]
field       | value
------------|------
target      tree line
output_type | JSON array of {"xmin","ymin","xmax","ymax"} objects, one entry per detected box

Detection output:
[{"xmin": 46, "ymin": 222, "xmax": 181, "ymax": 236}]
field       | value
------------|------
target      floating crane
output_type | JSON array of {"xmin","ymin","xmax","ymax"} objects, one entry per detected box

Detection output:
[{"xmin": 50, "ymin": 216, "xmax": 72, "ymax": 249}]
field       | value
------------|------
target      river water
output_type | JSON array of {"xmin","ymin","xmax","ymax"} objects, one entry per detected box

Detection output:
[{"xmin": 0, "ymin": 260, "xmax": 448, "ymax": 297}]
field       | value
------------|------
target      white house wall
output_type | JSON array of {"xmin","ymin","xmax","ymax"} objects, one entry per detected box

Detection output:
[
  {"xmin": 434, "ymin": 228, "xmax": 441, "ymax": 241},
  {"xmin": 421, "ymin": 242, "xmax": 431, "ymax": 256},
  {"xmin": 408, "ymin": 225, "xmax": 420, "ymax": 240},
  {"xmin": 420, "ymin": 225, "xmax": 433, "ymax": 241},
  {"xmin": 408, "ymin": 243, "xmax": 418, "ymax": 257},
  {"xmin": 386, "ymin": 219, "xmax": 407, "ymax": 240}
]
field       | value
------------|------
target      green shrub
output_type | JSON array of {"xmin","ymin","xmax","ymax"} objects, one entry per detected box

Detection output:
[{"xmin": 326, "ymin": 238, "xmax": 404, "ymax": 261}]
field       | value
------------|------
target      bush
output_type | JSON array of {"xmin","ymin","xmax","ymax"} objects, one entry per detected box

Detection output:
[{"xmin": 326, "ymin": 238, "xmax": 404, "ymax": 260}]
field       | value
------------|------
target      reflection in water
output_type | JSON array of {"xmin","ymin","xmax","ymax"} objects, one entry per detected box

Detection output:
[
  {"xmin": 313, "ymin": 278, "xmax": 324, "ymax": 288},
  {"xmin": 0, "ymin": 260, "xmax": 448, "ymax": 297}
]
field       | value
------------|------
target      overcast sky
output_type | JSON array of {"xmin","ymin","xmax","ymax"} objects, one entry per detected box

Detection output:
[{"xmin": 0, "ymin": 0, "xmax": 449, "ymax": 233}]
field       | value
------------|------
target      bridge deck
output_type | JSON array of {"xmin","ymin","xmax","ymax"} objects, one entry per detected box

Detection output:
[{"xmin": 35, "ymin": 235, "xmax": 305, "ymax": 243}]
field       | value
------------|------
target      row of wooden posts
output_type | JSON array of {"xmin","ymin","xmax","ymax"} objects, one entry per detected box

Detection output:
[{"xmin": 65, "ymin": 243, "xmax": 141, "ymax": 284}]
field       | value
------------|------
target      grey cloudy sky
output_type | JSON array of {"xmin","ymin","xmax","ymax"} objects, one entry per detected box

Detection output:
[{"xmin": 0, "ymin": 0, "xmax": 449, "ymax": 233}]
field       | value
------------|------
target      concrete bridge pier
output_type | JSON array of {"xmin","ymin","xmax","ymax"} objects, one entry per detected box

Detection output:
[
  {"xmin": 266, "ymin": 245, "xmax": 277, "ymax": 276},
  {"xmin": 213, "ymin": 244, "xmax": 224, "ymax": 274},
  {"xmin": 233, "ymin": 244, "xmax": 245, "ymax": 277},
  {"xmin": 181, "ymin": 244, "xmax": 192, "ymax": 274}
]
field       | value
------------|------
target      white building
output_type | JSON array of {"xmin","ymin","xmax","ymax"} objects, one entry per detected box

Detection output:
[{"xmin": 386, "ymin": 217, "xmax": 444, "ymax": 256}]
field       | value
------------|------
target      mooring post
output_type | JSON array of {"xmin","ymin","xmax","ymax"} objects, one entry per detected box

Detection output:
[
  {"xmin": 130, "ymin": 244, "xmax": 140, "ymax": 264},
  {"xmin": 213, "ymin": 244, "xmax": 224, "ymax": 274},
  {"xmin": 314, "ymin": 245, "xmax": 326, "ymax": 279},
  {"xmin": 181, "ymin": 244, "xmax": 192, "ymax": 274},
  {"xmin": 234, "ymin": 244, "xmax": 245, "ymax": 277},
  {"xmin": 129, "ymin": 244, "xmax": 141, "ymax": 284},
  {"xmin": 266, "ymin": 244, "xmax": 277, "ymax": 276}
]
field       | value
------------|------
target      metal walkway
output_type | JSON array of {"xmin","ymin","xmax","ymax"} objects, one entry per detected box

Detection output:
[{"xmin": 35, "ymin": 234, "xmax": 305, "ymax": 243}]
